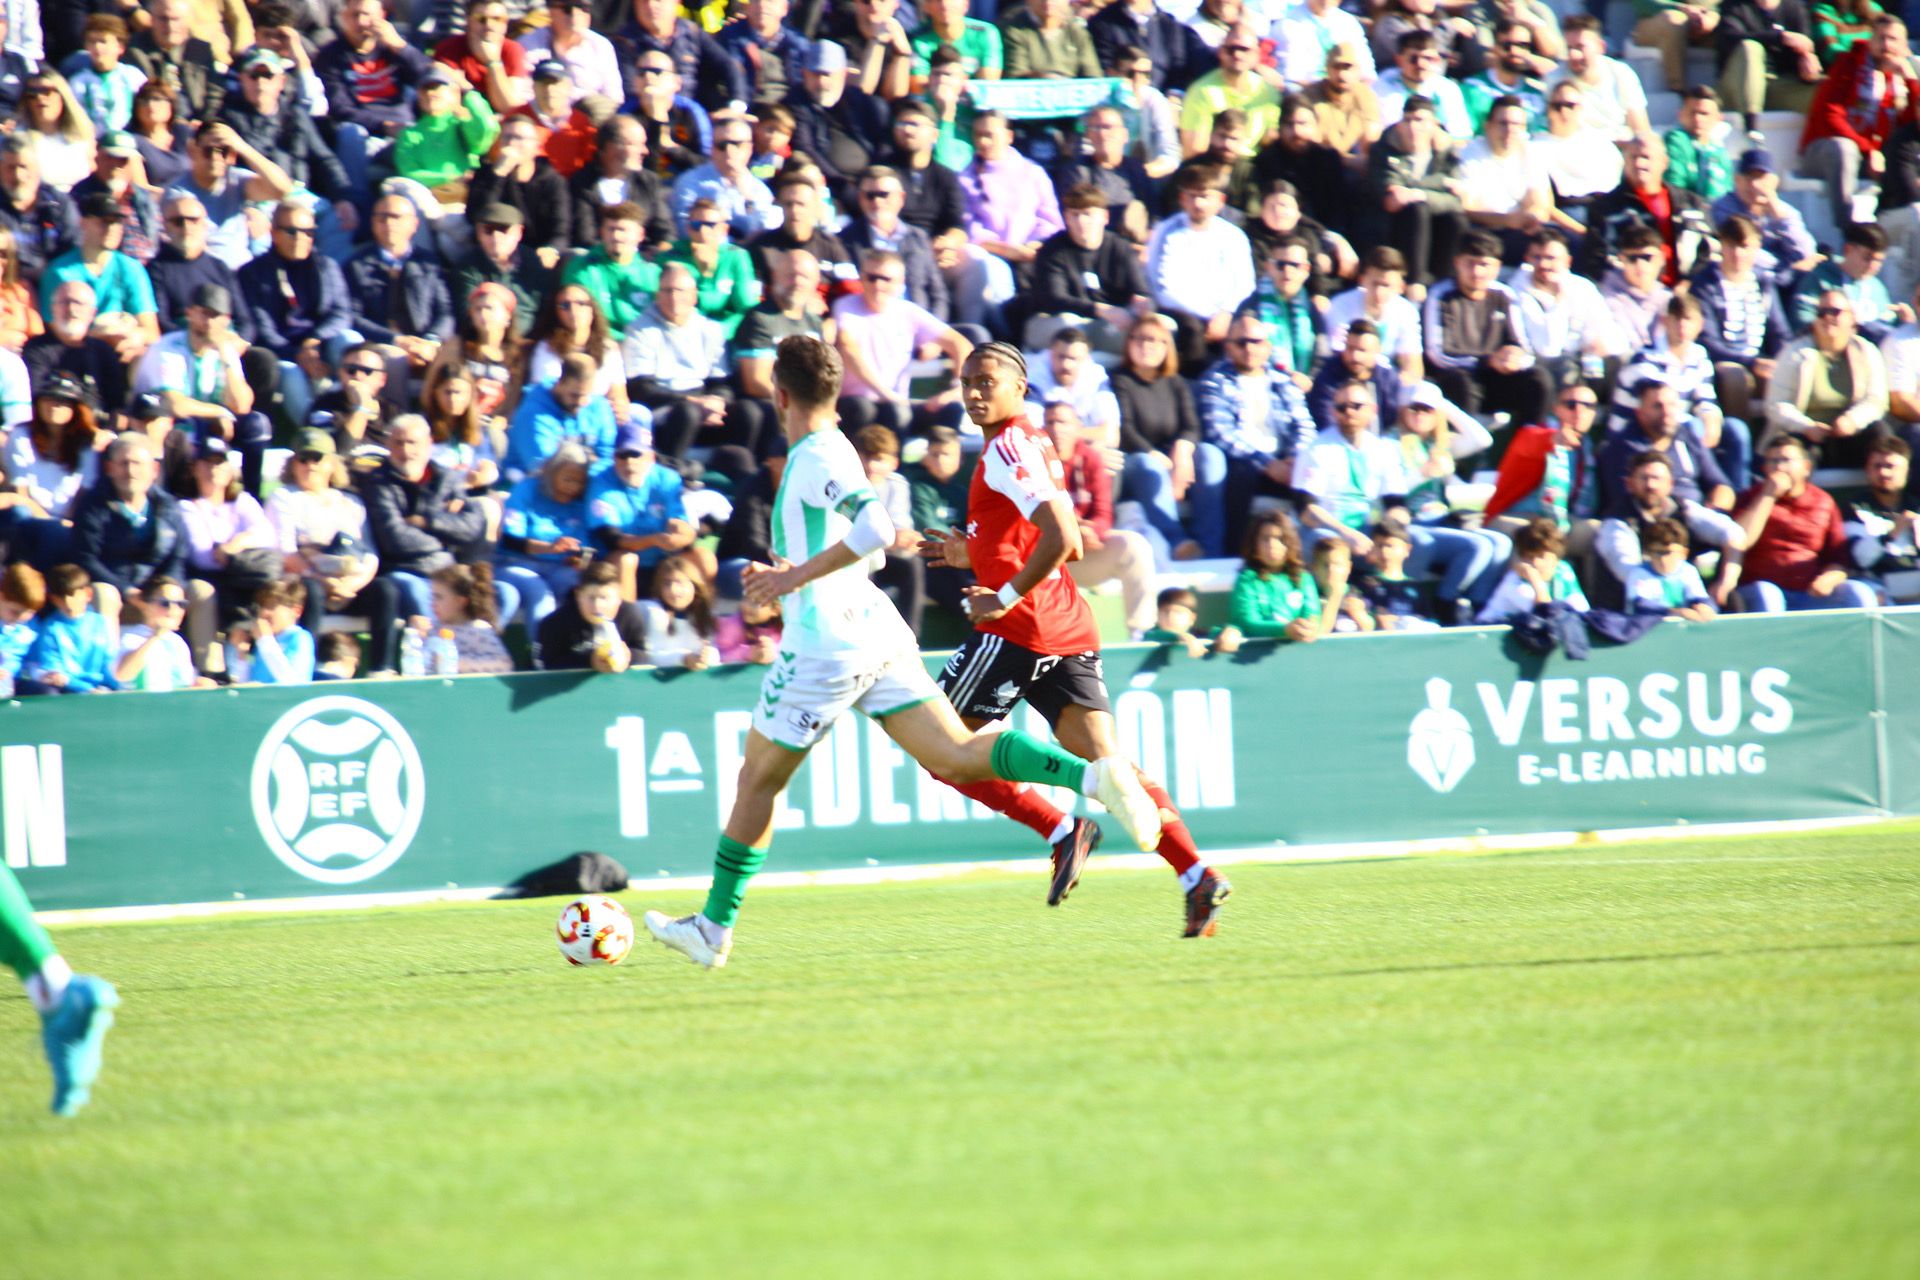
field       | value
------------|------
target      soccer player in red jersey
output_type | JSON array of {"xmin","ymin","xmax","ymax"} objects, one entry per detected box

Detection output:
[{"xmin": 920, "ymin": 343, "xmax": 1233, "ymax": 937}]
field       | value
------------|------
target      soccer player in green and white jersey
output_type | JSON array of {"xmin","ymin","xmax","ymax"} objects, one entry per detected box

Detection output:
[
  {"xmin": 643, "ymin": 336, "xmax": 1161, "ymax": 969},
  {"xmin": 1, "ymin": 863, "xmax": 117, "ymax": 1114}
]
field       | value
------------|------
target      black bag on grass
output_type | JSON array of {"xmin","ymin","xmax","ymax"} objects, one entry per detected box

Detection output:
[{"xmin": 507, "ymin": 851, "xmax": 630, "ymax": 898}]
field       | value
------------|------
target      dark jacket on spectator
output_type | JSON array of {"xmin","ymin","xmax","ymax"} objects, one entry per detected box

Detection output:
[
  {"xmin": 785, "ymin": 85, "xmax": 889, "ymax": 203},
  {"xmin": 748, "ymin": 223, "xmax": 857, "ymax": 294},
  {"xmin": 238, "ymin": 251, "xmax": 354, "ymax": 357},
  {"xmin": 716, "ymin": 17, "xmax": 810, "ymax": 105},
  {"xmin": 0, "ymin": 51, "xmax": 35, "ymax": 119},
  {"xmin": 219, "ymin": 98, "xmax": 353, "ymax": 202},
  {"xmin": 23, "ymin": 334, "xmax": 127, "ymax": 411},
  {"xmin": 1031, "ymin": 228, "xmax": 1149, "ymax": 318},
  {"xmin": 1112, "ymin": 367, "xmax": 1202, "ymax": 456},
  {"xmin": 1252, "ymin": 140, "xmax": 1350, "ymax": 232},
  {"xmin": 342, "ymin": 246, "xmax": 457, "ymax": 348},
  {"xmin": 1051, "ymin": 154, "xmax": 1157, "ymax": 229},
  {"xmin": 840, "ymin": 217, "xmax": 948, "ymax": 320},
  {"xmin": 0, "ymin": 185, "xmax": 78, "ymax": 286},
  {"xmin": 468, "ymin": 159, "xmax": 574, "ymax": 254},
  {"xmin": 360, "ymin": 459, "xmax": 487, "ymax": 576},
  {"xmin": 452, "ymin": 249, "xmax": 554, "ymax": 338},
  {"xmin": 615, "ymin": 16, "xmax": 748, "ymax": 112},
  {"xmin": 314, "ymin": 37, "xmax": 434, "ymax": 135},
  {"xmin": 1688, "ymin": 262, "xmax": 1792, "ymax": 364},
  {"xmin": 1306, "ymin": 359, "xmax": 1405, "ymax": 430},
  {"xmin": 886, "ymin": 149, "xmax": 968, "ymax": 238},
  {"xmin": 1717, "ymin": 0, "xmax": 1815, "ymax": 77},
  {"xmin": 1597, "ymin": 429, "xmax": 1731, "ymax": 512},
  {"xmin": 1088, "ymin": 5, "xmax": 1211, "ymax": 91},
  {"xmin": 128, "ymin": 34, "xmax": 225, "ymax": 123},
  {"xmin": 69, "ymin": 481, "xmax": 190, "ymax": 594},
  {"xmin": 1580, "ymin": 183, "xmax": 1718, "ymax": 282},
  {"xmin": 570, "ymin": 165, "xmax": 676, "ymax": 250},
  {"xmin": 68, "ymin": 177, "xmax": 163, "ymax": 266},
  {"xmin": 148, "ymin": 244, "xmax": 258, "ymax": 342}
]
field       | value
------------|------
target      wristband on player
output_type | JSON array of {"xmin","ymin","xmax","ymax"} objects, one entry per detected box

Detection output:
[{"xmin": 995, "ymin": 582, "xmax": 1024, "ymax": 611}]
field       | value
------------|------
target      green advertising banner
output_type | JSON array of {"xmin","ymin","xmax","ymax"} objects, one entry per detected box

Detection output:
[
  {"xmin": 1877, "ymin": 610, "xmax": 1920, "ymax": 817},
  {"xmin": 3, "ymin": 611, "xmax": 1907, "ymax": 913}
]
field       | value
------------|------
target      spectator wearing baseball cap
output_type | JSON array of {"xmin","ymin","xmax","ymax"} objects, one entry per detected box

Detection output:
[
  {"xmin": 131, "ymin": 281, "xmax": 273, "ymax": 494},
  {"xmin": 68, "ymin": 130, "xmax": 160, "ymax": 266},
  {"xmin": 39, "ymin": 189, "xmax": 159, "ymax": 360},
  {"xmin": 785, "ymin": 39, "xmax": 891, "ymax": 209},
  {"xmin": 391, "ymin": 64, "xmax": 501, "ymax": 204},
  {"xmin": 1709, "ymin": 147, "xmax": 1821, "ymax": 276},
  {"xmin": 216, "ymin": 47, "xmax": 355, "ymax": 250},
  {"xmin": 503, "ymin": 57, "xmax": 601, "ymax": 180},
  {"xmin": 5, "ymin": 369, "xmax": 101, "ymax": 526},
  {"xmin": 587, "ymin": 420, "xmax": 696, "ymax": 581},
  {"xmin": 452, "ymin": 203, "xmax": 550, "ymax": 339},
  {"xmin": 521, "ymin": 3, "xmax": 627, "ymax": 113}
]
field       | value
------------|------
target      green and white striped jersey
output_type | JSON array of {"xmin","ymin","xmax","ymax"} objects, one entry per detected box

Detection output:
[{"xmin": 770, "ymin": 428, "xmax": 914, "ymax": 655}]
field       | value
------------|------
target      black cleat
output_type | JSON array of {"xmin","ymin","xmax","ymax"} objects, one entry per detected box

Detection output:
[
  {"xmin": 1048, "ymin": 818, "xmax": 1102, "ymax": 906},
  {"xmin": 1183, "ymin": 869, "xmax": 1232, "ymax": 937}
]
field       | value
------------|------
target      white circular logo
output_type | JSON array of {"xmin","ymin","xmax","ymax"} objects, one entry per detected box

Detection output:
[{"xmin": 250, "ymin": 696, "xmax": 427, "ymax": 884}]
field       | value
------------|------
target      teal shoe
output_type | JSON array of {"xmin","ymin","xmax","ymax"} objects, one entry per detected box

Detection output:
[{"xmin": 41, "ymin": 976, "xmax": 118, "ymax": 1116}]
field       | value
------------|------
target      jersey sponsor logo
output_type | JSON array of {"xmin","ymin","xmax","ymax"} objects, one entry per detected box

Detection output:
[
  {"xmin": 250, "ymin": 696, "xmax": 426, "ymax": 885},
  {"xmin": 1407, "ymin": 668, "xmax": 1797, "ymax": 793}
]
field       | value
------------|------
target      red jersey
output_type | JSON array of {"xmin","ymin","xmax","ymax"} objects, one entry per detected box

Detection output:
[{"xmin": 966, "ymin": 417, "xmax": 1103, "ymax": 655}]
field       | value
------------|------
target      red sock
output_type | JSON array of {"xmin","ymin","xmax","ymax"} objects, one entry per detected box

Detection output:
[
  {"xmin": 1137, "ymin": 772, "xmax": 1200, "ymax": 876},
  {"xmin": 940, "ymin": 777, "xmax": 1068, "ymax": 841}
]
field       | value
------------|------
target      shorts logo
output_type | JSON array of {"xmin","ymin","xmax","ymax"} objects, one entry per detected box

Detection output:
[
  {"xmin": 250, "ymin": 696, "xmax": 427, "ymax": 885},
  {"xmin": 787, "ymin": 708, "xmax": 822, "ymax": 737},
  {"xmin": 989, "ymin": 680, "xmax": 1021, "ymax": 708}
]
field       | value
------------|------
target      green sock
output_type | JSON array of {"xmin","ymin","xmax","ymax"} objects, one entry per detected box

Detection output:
[
  {"xmin": 702, "ymin": 835, "xmax": 768, "ymax": 929},
  {"xmin": 990, "ymin": 730, "xmax": 1089, "ymax": 791},
  {"xmin": 0, "ymin": 863, "xmax": 57, "ymax": 982}
]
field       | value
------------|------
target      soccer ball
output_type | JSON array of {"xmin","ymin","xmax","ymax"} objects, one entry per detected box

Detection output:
[{"xmin": 555, "ymin": 895, "xmax": 635, "ymax": 966}]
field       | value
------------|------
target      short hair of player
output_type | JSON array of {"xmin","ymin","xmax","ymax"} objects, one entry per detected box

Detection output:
[
  {"xmin": 1642, "ymin": 518, "xmax": 1688, "ymax": 554},
  {"xmin": 1513, "ymin": 517, "xmax": 1565, "ymax": 560},
  {"xmin": 853, "ymin": 424, "xmax": 900, "ymax": 460},
  {"xmin": 773, "ymin": 334, "xmax": 843, "ymax": 408},
  {"xmin": 1, "ymin": 562, "xmax": 45, "ymax": 612}
]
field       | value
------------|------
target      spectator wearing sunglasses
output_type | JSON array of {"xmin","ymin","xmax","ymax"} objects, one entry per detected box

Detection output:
[
  {"xmin": 1179, "ymin": 21, "xmax": 1284, "ymax": 159},
  {"xmin": 1765, "ymin": 289, "xmax": 1893, "ymax": 469},
  {"xmin": 1375, "ymin": 31, "xmax": 1473, "ymax": 144},
  {"xmin": 668, "ymin": 113, "xmax": 780, "ymax": 240},
  {"xmin": 1580, "ymin": 133, "xmax": 1718, "ymax": 286},
  {"xmin": 657, "ymin": 197, "xmax": 758, "ymax": 339},
  {"xmin": 1461, "ymin": 20, "xmax": 1551, "ymax": 135},
  {"xmin": 216, "ymin": 49, "xmax": 353, "ymax": 244},
  {"xmin": 839, "ymin": 164, "xmax": 950, "ymax": 324},
  {"xmin": 113, "ymin": 574, "xmax": 209, "ymax": 690}
]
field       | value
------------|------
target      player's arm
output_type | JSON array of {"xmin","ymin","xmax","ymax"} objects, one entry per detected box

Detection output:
[
  {"xmin": 961, "ymin": 495, "xmax": 1083, "ymax": 624},
  {"xmin": 743, "ymin": 494, "xmax": 895, "ymax": 606}
]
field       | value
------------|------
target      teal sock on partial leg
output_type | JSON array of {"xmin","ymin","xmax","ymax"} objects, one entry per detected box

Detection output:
[
  {"xmin": 990, "ymin": 730, "xmax": 1088, "ymax": 790},
  {"xmin": 703, "ymin": 836, "xmax": 768, "ymax": 929},
  {"xmin": 0, "ymin": 861, "xmax": 58, "ymax": 983}
]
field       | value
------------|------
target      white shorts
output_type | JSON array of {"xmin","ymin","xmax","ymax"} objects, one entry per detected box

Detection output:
[{"xmin": 751, "ymin": 644, "xmax": 943, "ymax": 751}]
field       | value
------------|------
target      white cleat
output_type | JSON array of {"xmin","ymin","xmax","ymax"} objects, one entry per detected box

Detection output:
[
  {"xmin": 1087, "ymin": 757, "xmax": 1163, "ymax": 852},
  {"xmin": 643, "ymin": 910, "xmax": 731, "ymax": 969}
]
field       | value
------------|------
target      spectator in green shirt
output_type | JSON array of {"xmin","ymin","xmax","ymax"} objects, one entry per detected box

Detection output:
[
  {"xmin": 392, "ymin": 67, "xmax": 500, "ymax": 201},
  {"xmin": 1217, "ymin": 509, "xmax": 1323, "ymax": 647},
  {"xmin": 909, "ymin": 0, "xmax": 1003, "ymax": 86},
  {"xmin": 658, "ymin": 198, "xmax": 759, "ymax": 338},
  {"xmin": 1812, "ymin": 0, "xmax": 1884, "ymax": 63},
  {"xmin": 561, "ymin": 202, "xmax": 663, "ymax": 341},
  {"xmin": 1663, "ymin": 86, "xmax": 1737, "ymax": 201}
]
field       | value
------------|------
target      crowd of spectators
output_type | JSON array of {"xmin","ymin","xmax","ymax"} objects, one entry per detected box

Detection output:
[{"xmin": 0, "ymin": 0, "xmax": 1917, "ymax": 691}]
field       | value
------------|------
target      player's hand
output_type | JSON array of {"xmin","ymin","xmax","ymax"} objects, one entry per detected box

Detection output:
[
  {"xmin": 742, "ymin": 557, "xmax": 800, "ymax": 607},
  {"xmin": 960, "ymin": 584, "xmax": 1009, "ymax": 625},
  {"xmin": 918, "ymin": 527, "xmax": 969, "ymax": 568}
]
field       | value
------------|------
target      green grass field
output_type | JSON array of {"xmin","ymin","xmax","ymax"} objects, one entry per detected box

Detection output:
[{"xmin": 5, "ymin": 823, "xmax": 1918, "ymax": 1279}]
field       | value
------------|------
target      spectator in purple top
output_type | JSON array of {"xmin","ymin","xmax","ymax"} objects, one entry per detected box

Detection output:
[
  {"xmin": 954, "ymin": 111, "xmax": 1063, "ymax": 330},
  {"xmin": 832, "ymin": 247, "xmax": 973, "ymax": 438}
]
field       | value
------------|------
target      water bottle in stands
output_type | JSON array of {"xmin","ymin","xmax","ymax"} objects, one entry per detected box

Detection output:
[
  {"xmin": 429, "ymin": 628, "xmax": 459, "ymax": 675},
  {"xmin": 0, "ymin": 664, "xmax": 14, "ymax": 699},
  {"xmin": 399, "ymin": 626, "xmax": 426, "ymax": 677}
]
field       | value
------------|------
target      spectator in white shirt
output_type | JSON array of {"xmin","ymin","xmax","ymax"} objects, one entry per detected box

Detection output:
[
  {"xmin": 519, "ymin": 0, "xmax": 624, "ymax": 110},
  {"xmin": 1326, "ymin": 245, "xmax": 1424, "ymax": 381},
  {"xmin": 1510, "ymin": 226, "xmax": 1623, "ymax": 389},
  {"xmin": 1528, "ymin": 82, "xmax": 1624, "ymax": 233},
  {"xmin": 1145, "ymin": 163, "xmax": 1256, "ymax": 371},
  {"xmin": 1270, "ymin": 0, "xmax": 1374, "ymax": 87},
  {"xmin": 1374, "ymin": 31, "xmax": 1472, "ymax": 142},
  {"xmin": 1546, "ymin": 14, "xmax": 1650, "ymax": 143},
  {"xmin": 1023, "ymin": 326, "xmax": 1122, "ymax": 448},
  {"xmin": 1458, "ymin": 95, "xmax": 1555, "ymax": 263}
]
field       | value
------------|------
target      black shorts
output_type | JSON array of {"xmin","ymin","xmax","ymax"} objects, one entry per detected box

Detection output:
[{"xmin": 937, "ymin": 632, "xmax": 1110, "ymax": 727}]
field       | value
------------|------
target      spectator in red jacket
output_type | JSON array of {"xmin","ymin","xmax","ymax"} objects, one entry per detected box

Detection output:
[
  {"xmin": 1732, "ymin": 435, "xmax": 1880, "ymax": 609},
  {"xmin": 1800, "ymin": 15, "xmax": 1919, "ymax": 236},
  {"xmin": 1484, "ymin": 383, "xmax": 1600, "ymax": 530},
  {"xmin": 1044, "ymin": 398, "xmax": 1156, "ymax": 636}
]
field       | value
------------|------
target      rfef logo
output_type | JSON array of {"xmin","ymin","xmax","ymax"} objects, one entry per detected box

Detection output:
[{"xmin": 250, "ymin": 696, "xmax": 426, "ymax": 884}]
